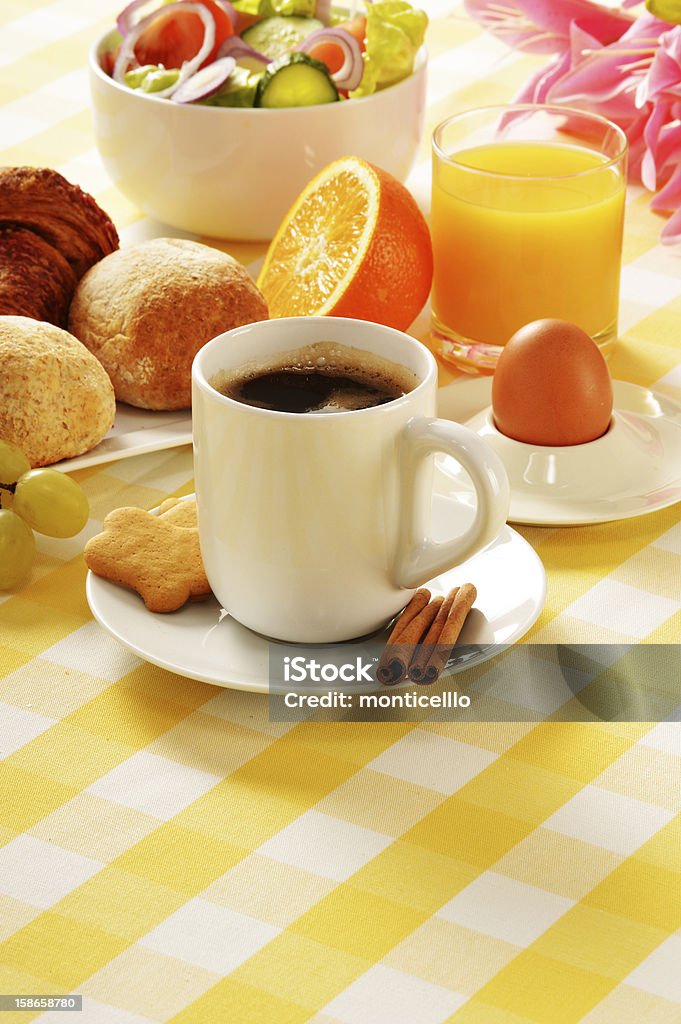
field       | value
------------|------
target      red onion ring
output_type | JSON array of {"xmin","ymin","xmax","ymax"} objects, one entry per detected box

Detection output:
[
  {"xmin": 113, "ymin": 1, "xmax": 216, "ymax": 96},
  {"xmin": 216, "ymin": 35, "xmax": 269, "ymax": 67},
  {"xmin": 172, "ymin": 54, "xmax": 236, "ymax": 101},
  {"xmin": 117, "ymin": 0, "xmax": 166, "ymax": 36},
  {"xmin": 298, "ymin": 27, "xmax": 363, "ymax": 91}
]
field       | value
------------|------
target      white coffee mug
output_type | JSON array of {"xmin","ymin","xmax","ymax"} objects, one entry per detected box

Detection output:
[{"xmin": 192, "ymin": 317, "xmax": 509, "ymax": 642}]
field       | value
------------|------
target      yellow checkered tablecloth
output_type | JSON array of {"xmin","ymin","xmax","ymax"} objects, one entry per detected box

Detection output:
[{"xmin": 1, "ymin": 1, "xmax": 680, "ymax": 1022}]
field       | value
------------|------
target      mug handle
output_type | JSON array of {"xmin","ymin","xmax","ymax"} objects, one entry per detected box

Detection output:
[{"xmin": 394, "ymin": 416, "xmax": 510, "ymax": 589}]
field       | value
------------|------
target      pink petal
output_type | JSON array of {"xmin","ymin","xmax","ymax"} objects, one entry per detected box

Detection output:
[
  {"xmin": 661, "ymin": 206, "xmax": 681, "ymax": 245},
  {"xmin": 547, "ymin": 55, "xmax": 640, "ymax": 111},
  {"xmin": 649, "ymin": 162, "xmax": 681, "ymax": 212},
  {"xmin": 662, "ymin": 25, "xmax": 681, "ymax": 64},
  {"xmin": 517, "ymin": 0, "xmax": 632, "ymax": 44},
  {"xmin": 546, "ymin": 15, "xmax": 668, "ymax": 117},
  {"xmin": 628, "ymin": 132, "xmax": 647, "ymax": 182},
  {"xmin": 641, "ymin": 99, "xmax": 672, "ymax": 189},
  {"xmin": 641, "ymin": 149, "xmax": 657, "ymax": 192},
  {"xmin": 569, "ymin": 21, "xmax": 600, "ymax": 57},
  {"xmin": 652, "ymin": 121, "xmax": 681, "ymax": 174},
  {"xmin": 638, "ymin": 43, "xmax": 681, "ymax": 105},
  {"xmin": 513, "ymin": 49, "xmax": 572, "ymax": 102},
  {"xmin": 464, "ymin": 0, "xmax": 632, "ymax": 54},
  {"xmin": 463, "ymin": 0, "xmax": 564, "ymax": 53}
]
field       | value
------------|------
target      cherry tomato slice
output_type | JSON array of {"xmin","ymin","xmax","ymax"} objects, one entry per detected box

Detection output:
[
  {"xmin": 306, "ymin": 41, "xmax": 345, "ymax": 75},
  {"xmin": 336, "ymin": 15, "xmax": 366, "ymax": 51},
  {"xmin": 134, "ymin": 0, "xmax": 233, "ymax": 69}
]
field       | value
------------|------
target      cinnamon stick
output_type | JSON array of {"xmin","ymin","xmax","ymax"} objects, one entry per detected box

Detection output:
[
  {"xmin": 386, "ymin": 588, "xmax": 431, "ymax": 643},
  {"xmin": 417, "ymin": 584, "xmax": 477, "ymax": 685},
  {"xmin": 376, "ymin": 590, "xmax": 429, "ymax": 685},
  {"xmin": 408, "ymin": 587, "xmax": 458, "ymax": 683},
  {"xmin": 377, "ymin": 596, "xmax": 443, "ymax": 685}
]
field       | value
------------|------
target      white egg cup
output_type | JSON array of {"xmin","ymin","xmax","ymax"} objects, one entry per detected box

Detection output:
[{"xmin": 460, "ymin": 381, "xmax": 681, "ymax": 525}]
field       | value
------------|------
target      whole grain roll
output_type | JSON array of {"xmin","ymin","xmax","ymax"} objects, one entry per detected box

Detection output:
[
  {"xmin": 0, "ymin": 316, "xmax": 115, "ymax": 467},
  {"xmin": 69, "ymin": 238, "xmax": 269, "ymax": 410}
]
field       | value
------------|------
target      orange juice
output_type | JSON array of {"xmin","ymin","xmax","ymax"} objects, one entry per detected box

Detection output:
[{"xmin": 431, "ymin": 141, "xmax": 625, "ymax": 357}]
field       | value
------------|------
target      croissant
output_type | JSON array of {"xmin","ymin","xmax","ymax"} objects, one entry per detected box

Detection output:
[
  {"xmin": 0, "ymin": 226, "xmax": 77, "ymax": 327},
  {"xmin": 0, "ymin": 166, "xmax": 119, "ymax": 279}
]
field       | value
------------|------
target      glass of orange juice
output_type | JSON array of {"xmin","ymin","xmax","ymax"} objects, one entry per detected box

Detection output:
[{"xmin": 431, "ymin": 104, "xmax": 628, "ymax": 374}]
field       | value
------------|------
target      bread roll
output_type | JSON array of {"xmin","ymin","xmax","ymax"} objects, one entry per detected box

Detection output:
[
  {"xmin": 69, "ymin": 238, "xmax": 268, "ymax": 410},
  {"xmin": 0, "ymin": 316, "xmax": 115, "ymax": 467}
]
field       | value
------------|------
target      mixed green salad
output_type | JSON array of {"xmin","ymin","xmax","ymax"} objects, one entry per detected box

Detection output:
[{"xmin": 102, "ymin": 0, "xmax": 427, "ymax": 108}]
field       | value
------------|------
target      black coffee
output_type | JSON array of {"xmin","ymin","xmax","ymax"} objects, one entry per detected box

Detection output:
[{"xmin": 212, "ymin": 342, "xmax": 419, "ymax": 414}]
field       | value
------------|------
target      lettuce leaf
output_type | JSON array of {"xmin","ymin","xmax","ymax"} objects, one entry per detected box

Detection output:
[
  {"xmin": 258, "ymin": 0, "xmax": 317, "ymax": 16},
  {"xmin": 200, "ymin": 66, "xmax": 262, "ymax": 106},
  {"xmin": 232, "ymin": 0, "xmax": 316, "ymax": 15},
  {"xmin": 350, "ymin": 1, "xmax": 427, "ymax": 98},
  {"xmin": 232, "ymin": 0, "xmax": 262, "ymax": 13}
]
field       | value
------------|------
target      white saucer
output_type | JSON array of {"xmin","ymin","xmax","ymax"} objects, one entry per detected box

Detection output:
[
  {"xmin": 86, "ymin": 493, "xmax": 546, "ymax": 692},
  {"xmin": 438, "ymin": 378, "xmax": 681, "ymax": 526}
]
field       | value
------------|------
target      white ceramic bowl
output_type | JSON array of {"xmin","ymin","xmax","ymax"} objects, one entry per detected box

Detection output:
[{"xmin": 89, "ymin": 30, "xmax": 427, "ymax": 240}]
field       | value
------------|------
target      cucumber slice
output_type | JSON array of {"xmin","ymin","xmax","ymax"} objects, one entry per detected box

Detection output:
[
  {"xmin": 242, "ymin": 16, "xmax": 324, "ymax": 59},
  {"xmin": 256, "ymin": 51, "xmax": 339, "ymax": 108}
]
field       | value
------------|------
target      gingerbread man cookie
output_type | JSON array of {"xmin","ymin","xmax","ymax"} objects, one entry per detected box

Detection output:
[
  {"xmin": 84, "ymin": 505, "xmax": 211, "ymax": 613},
  {"xmin": 158, "ymin": 496, "xmax": 198, "ymax": 530}
]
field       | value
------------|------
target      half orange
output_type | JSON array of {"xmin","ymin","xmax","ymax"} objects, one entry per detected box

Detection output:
[{"xmin": 257, "ymin": 157, "xmax": 433, "ymax": 332}]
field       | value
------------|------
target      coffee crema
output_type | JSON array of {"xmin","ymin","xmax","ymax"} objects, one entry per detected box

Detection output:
[{"xmin": 211, "ymin": 342, "xmax": 420, "ymax": 414}]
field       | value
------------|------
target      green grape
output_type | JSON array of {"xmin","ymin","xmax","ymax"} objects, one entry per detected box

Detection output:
[
  {"xmin": 0, "ymin": 509, "xmax": 35, "ymax": 589},
  {"xmin": 13, "ymin": 469, "xmax": 89, "ymax": 538},
  {"xmin": 0, "ymin": 439, "xmax": 30, "ymax": 486}
]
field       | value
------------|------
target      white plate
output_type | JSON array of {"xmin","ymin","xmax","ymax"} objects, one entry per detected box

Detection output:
[
  {"xmin": 86, "ymin": 493, "xmax": 547, "ymax": 692},
  {"xmin": 437, "ymin": 377, "xmax": 681, "ymax": 526},
  {"xmin": 55, "ymin": 405, "xmax": 192, "ymax": 473}
]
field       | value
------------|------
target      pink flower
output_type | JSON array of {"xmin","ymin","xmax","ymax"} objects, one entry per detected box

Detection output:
[
  {"xmin": 467, "ymin": 0, "xmax": 681, "ymax": 243},
  {"xmin": 544, "ymin": 13, "xmax": 670, "ymax": 177}
]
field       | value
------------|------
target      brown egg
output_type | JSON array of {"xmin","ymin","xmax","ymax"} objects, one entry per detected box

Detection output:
[{"xmin": 492, "ymin": 319, "xmax": 613, "ymax": 447}]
